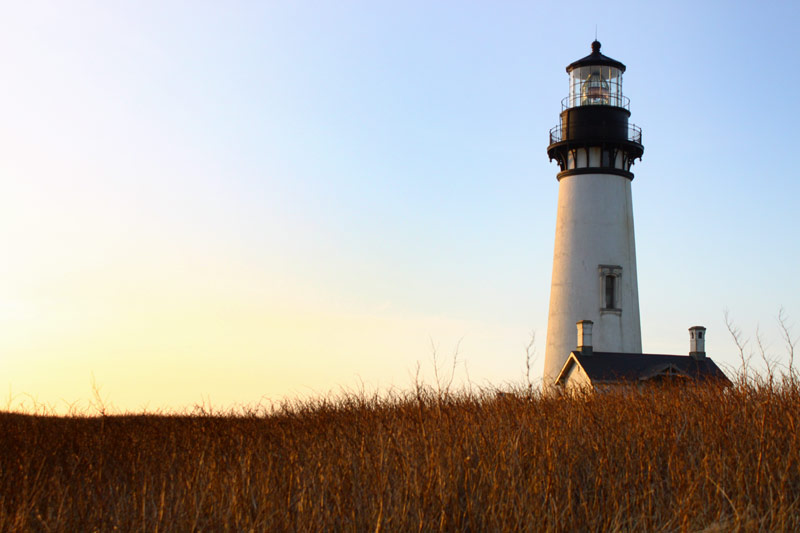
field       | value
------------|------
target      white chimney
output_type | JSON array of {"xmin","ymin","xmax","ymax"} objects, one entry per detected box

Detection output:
[
  {"xmin": 577, "ymin": 320, "xmax": 593, "ymax": 355},
  {"xmin": 689, "ymin": 326, "xmax": 706, "ymax": 360}
]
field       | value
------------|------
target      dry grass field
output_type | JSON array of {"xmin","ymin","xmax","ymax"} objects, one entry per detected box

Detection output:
[
  {"xmin": 2, "ymin": 379, "xmax": 800, "ymax": 531},
  {"xmin": 0, "ymin": 381, "xmax": 800, "ymax": 531}
]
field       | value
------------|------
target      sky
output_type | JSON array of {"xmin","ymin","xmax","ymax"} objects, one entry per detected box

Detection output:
[{"xmin": 1, "ymin": 1, "xmax": 799, "ymax": 413}]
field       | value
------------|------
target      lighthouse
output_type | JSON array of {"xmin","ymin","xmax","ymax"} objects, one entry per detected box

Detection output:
[{"xmin": 543, "ymin": 41, "xmax": 645, "ymax": 386}]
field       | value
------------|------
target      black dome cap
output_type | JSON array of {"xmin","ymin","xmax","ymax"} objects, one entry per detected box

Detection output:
[{"xmin": 566, "ymin": 41, "xmax": 626, "ymax": 73}]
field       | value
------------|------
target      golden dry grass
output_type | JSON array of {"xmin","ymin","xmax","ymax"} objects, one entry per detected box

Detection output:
[{"xmin": 2, "ymin": 381, "xmax": 799, "ymax": 531}]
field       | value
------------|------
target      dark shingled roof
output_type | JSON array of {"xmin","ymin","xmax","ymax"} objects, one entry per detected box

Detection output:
[
  {"xmin": 564, "ymin": 352, "xmax": 730, "ymax": 384},
  {"xmin": 566, "ymin": 41, "xmax": 626, "ymax": 73}
]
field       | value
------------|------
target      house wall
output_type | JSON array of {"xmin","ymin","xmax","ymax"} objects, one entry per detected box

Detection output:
[{"xmin": 563, "ymin": 363, "xmax": 592, "ymax": 392}]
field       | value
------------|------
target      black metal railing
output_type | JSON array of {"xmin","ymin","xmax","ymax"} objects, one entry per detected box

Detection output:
[
  {"xmin": 561, "ymin": 94, "xmax": 630, "ymax": 111},
  {"xmin": 549, "ymin": 123, "xmax": 642, "ymax": 145}
]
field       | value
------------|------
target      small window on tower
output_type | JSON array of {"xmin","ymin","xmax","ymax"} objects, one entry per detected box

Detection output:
[
  {"xmin": 598, "ymin": 265, "xmax": 622, "ymax": 313},
  {"xmin": 605, "ymin": 275, "xmax": 616, "ymax": 309}
]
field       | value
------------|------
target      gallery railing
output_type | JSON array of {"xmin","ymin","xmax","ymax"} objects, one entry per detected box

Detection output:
[
  {"xmin": 549, "ymin": 123, "xmax": 642, "ymax": 145},
  {"xmin": 562, "ymin": 94, "xmax": 630, "ymax": 111}
]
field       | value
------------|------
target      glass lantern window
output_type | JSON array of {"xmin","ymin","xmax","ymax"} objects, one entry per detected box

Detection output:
[{"xmin": 568, "ymin": 66, "xmax": 624, "ymax": 108}]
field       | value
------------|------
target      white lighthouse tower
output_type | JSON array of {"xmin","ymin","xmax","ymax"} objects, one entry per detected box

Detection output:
[{"xmin": 543, "ymin": 41, "xmax": 645, "ymax": 386}]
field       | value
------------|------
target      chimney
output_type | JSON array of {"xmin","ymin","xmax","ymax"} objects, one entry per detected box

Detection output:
[
  {"xmin": 689, "ymin": 326, "xmax": 706, "ymax": 360},
  {"xmin": 577, "ymin": 320, "xmax": 593, "ymax": 355}
]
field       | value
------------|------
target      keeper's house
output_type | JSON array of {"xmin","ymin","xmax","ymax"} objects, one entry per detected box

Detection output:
[{"xmin": 555, "ymin": 322, "xmax": 731, "ymax": 391}]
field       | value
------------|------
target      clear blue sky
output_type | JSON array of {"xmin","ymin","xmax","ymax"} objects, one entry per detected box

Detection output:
[{"xmin": 1, "ymin": 1, "xmax": 798, "ymax": 412}]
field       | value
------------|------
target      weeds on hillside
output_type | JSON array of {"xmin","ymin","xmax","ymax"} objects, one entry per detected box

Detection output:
[
  {"xmin": 2, "ymin": 312, "xmax": 798, "ymax": 531},
  {"xmin": 1, "ymin": 380, "xmax": 800, "ymax": 531}
]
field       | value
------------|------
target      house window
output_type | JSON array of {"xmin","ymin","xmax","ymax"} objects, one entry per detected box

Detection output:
[{"xmin": 598, "ymin": 265, "xmax": 622, "ymax": 313}]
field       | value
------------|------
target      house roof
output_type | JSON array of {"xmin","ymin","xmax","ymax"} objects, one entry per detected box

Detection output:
[{"xmin": 556, "ymin": 352, "xmax": 731, "ymax": 385}]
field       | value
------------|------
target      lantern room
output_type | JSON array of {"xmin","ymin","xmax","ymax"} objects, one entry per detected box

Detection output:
[
  {"xmin": 547, "ymin": 40, "xmax": 643, "ymax": 179},
  {"xmin": 565, "ymin": 41, "xmax": 627, "ymax": 110}
]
